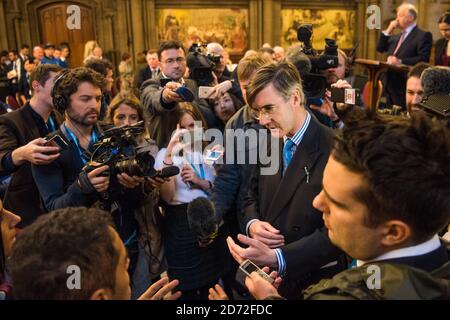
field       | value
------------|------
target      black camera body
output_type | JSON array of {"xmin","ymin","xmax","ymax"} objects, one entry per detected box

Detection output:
[
  {"xmin": 186, "ymin": 43, "xmax": 219, "ymax": 87},
  {"xmin": 83, "ymin": 121, "xmax": 156, "ymax": 182},
  {"xmin": 296, "ymin": 24, "xmax": 339, "ymax": 99}
]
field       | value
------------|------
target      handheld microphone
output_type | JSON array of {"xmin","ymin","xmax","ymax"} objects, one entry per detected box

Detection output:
[
  {"xmin": 154, "ymin": 166, "xmax": 180, "ymax": 179},
  {"xmin": 187, "ymin": 197, "xmax": 218, "ymax": 247}
]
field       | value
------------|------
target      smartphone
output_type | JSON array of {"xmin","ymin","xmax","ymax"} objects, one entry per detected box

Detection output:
[
  {"xmin": 330, "ymin": 88, "xmax": 361, "ymax": 105},
  {"xmin": 205, "ymin": 149, "xmax": 223, "ymax": 162},
  {"xmin": 160, "ymin": 78, "xmax": 172, "ymax": 87},
  {"xmin": 45, "ymin": 134, "xmax": 68, "ymax": 150},
  {"xmin": 198, "ymin": 86, "xmax": 216, "ymax": 99},
  {"xmin": 239, "ymin": 259, "xmax": 274, "ymax": 284}
]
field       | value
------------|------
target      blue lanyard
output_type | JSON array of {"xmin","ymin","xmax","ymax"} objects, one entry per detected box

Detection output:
[
  {"xmin": 64, "ymin": 124, "xmax": 98, "ymax": 164},
  {"xmin": 187, "ymin": 154, "xmax": 205, "ymax": 180},
  {"xmin": 46, "ymin": 114, "xmax": 56, "ymax": 132}
]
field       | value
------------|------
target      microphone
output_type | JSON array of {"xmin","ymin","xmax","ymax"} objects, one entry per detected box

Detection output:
[
  {"xmin": 418, "ymin": 66, "xmax": 450, "ymax": 119},
  {"xmin": 421, "ymin": 66, "xmax": 450, "ymax": 96},
  {"xmin": 157, "ymin": 166, "xmax": 180, "ymax": 179},
  {"xmin": 187, "ymin": 197, "xmax": 218, "ymax": 247}
]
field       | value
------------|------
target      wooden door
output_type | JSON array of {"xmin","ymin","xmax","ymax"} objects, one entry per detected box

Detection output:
[{"xmin": 38, "ymin": 3, "xmax": 96, "ymax": 68}]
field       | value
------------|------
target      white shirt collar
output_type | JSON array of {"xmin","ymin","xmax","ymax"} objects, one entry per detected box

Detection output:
[
  {"xmin": 403, "ymin": 23, "xmax": 416, "ymax": 37},
  {"xmin": 357, "ymin": 234, "xmax": 441, "ymax": 267}
]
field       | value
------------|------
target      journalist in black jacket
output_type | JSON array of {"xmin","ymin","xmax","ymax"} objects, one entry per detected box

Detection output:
[{"xmin": 0, "ymin": 64, "xmax": 63, "ymax": 227}]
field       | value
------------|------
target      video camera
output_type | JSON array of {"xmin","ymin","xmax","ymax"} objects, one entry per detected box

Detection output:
[
  {"xmin": 83, "ymin": 122, "xmax": 179, "ymax": 196},
  {"xmin": 296, "ymin": 24, "xmax": 339, "ymax": 99},
  {"xmin": 186, "ymin": 43, "xmax": 221, "ymax": 87},
  {"xmin": 83, "ymin": 121, "xmax": 156, "ymax": 179}
]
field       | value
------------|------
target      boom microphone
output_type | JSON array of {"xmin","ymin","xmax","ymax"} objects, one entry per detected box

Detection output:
[
  {"xmin": 187, "ymin": 197, "xmax": 218, "ymax": 247},
  {"xmin": 421, "ymin": 66, "xmax": 450, "ymax": 96}
]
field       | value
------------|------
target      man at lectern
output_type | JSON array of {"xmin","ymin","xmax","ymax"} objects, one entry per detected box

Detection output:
[{"xmin": 376, "ymin": 3, "xmax": 432, "ymax": 109}]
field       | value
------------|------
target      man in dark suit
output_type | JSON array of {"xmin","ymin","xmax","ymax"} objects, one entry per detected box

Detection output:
[
  {"xmin": 227, "ymin": 62, "xmax": 345, "ymax": 299},
  {"xmin": 239, "ymin": 113, "xmax": 450, "ymax": 300},
  {"xmin": 140, "ymin": 40, "xmax": 217, "ymax": 148},
  {"xmin": 377, "ymin": 3, "xmax": 432, "ymax": 109},
  {"xmin": 137, "ymin": 49, "xmax": 160, "ymax": 89},
  {"xmin": 0, "ymin": 64, "xmax": 62, "ymax": 228}
]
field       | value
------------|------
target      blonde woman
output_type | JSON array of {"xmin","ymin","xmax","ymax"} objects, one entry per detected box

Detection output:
[{"xmin": 83, "ymin": 40, "xmax": 100, "ymax": 63}]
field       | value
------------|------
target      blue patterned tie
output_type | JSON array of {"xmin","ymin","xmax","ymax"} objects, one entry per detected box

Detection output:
[{"xmin": 283, "ymin": 139, "xmax": 295, "ymax": 174}]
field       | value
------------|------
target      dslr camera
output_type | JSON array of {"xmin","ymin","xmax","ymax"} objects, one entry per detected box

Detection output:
[{"xmin": 186, "ymin": 43, "xmax": 221, "ymax": 87}]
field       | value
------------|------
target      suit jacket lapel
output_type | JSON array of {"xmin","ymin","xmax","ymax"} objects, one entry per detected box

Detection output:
[
  {"xmin": 266, "ymin": 116, "xmax": 323, "ymax": 224},
  {"xmin": 396, "ymin": 26, "xmax": 418, "ymax": 56},
  {"xmin": 21, "ymin": 104, "xmax": 41, "ymax": 138}
]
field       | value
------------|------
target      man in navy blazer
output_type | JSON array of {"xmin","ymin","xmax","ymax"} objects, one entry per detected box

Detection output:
[{"xmin": 377, "ymin": 3, "xmax": 432, "ymax": 109}]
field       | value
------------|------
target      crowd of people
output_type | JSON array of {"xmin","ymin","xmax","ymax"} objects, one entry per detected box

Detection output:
[{"xmin": 0, "ymin": 5, "xmax": 449, "ymax": 301}]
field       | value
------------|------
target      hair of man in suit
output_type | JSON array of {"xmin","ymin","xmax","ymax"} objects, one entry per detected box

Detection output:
[
  {"xmin": 236, "ymin": 53, "xmax": 273, "ymax": 104},
  {"xmin": 9, "ymin": 207, "xmax": 128, "ymax": 300},
  {"xmin": 29, "ymin": 63, "xmax": 62, "ymax": 94},
  {"xmin": 157, "ymin": 40, "xmax": 185, "ymax": 61},
  {"xmin": 397, "ymin": 3, "xmax": 418, "ymax": 21},
  {"xmin": 328, "ymin": 112, "xmax": 449, "ymax": 250},
  {"xmin": 84, "ymin": 58, "xmax": 114, "ymax": 92},
  {"xmin": 405, "ymin": 62, "xmax": 430, "ymax": 114},
  {"xmin": 246, "ymin": 61, "xmax": 305, "ymax": 110},
  {"xmin": 146, "ymin": 49, "xmax": 159, "ymax": 69}
]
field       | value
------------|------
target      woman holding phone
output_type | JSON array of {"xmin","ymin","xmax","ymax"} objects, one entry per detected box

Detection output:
[{"xmin": 154, "ymin": 102, "xmax": 229, "ymax": 300}]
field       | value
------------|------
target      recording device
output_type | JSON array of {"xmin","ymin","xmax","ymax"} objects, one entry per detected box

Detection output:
[
  {"xmin": 239, "ymin": 259, "xmax": 274, "ymax": 284},
  {"xmin": 160, "ymin": 78, "xmax": 172, "ymax": 87},
  {"xmin": 205, "ymin": 149, "xmax": 223, "ymax": 163},
  {"xmin": 187, "ymin": 197, "xmax": 218, "ymax": 247},
  {"xmin": 418, "ymin": 93, "xmax": 450, "ymax": 120},
  {"xmin": 198, "ymin": 86, "xmax": 216, "ymax": 99},
  {"xmin": 153, "ymin": 166, "xmax": 180, "ymax": 180},
  {"xmin": 82, "ymin": 121, "xmax": 179, "ymax": 192},
  {"xmin": 160, "ymin": 79, "xmax": 195, "ymax": 102},
  {"xmin": 330, "ymin": 87, "xmax": 361, "ymax": 105},
  {"xmin": 186, "ymin": 43, "xmax": 220, "ymax": 87},
  {"xmin": 296, "ymin": 24, "xmax": 339, "ymax": 99},
  {"xmin": 44, "ymin": 134, "xmax": 68, "ymax": 151},
  {"xmin": 418, "ymin": 66, "xmax": 450, "ymax": 122}
]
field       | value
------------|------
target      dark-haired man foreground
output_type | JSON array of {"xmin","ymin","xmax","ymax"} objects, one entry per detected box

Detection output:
[{"xmin": 10, "ymin": 207, "xmax": 180, "ymax": 300}]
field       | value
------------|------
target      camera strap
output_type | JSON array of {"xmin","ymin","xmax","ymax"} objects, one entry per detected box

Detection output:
[{"xmin": 64, "ymin": 123, "xmax": 98, "ymax": 164}]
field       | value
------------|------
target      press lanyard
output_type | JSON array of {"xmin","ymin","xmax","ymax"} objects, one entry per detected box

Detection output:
[
  {"xmin": 46, "ymin": 114, "xmax": 56, "ymax": 132},
  {"xmin": 64, "ymin": 124, "xmax": 98, "ymax": 164},
  {"xmin": 187, "ymin": 154, "xmax": 205, "ymax": 180}
]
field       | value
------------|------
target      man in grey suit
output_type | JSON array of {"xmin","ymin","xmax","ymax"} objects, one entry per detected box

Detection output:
[{"xmin": 140, "ymin": 41, "xmax": 216, "ymax": 148}]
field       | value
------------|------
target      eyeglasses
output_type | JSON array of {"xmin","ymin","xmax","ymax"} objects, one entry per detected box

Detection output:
[
  {"xmin": 162, "ymin": 57, "xmax": 185, "ymax": 65},
  {"xmin": 249, "ymin": 105, "xmax": 275, "ymax": 121}
]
